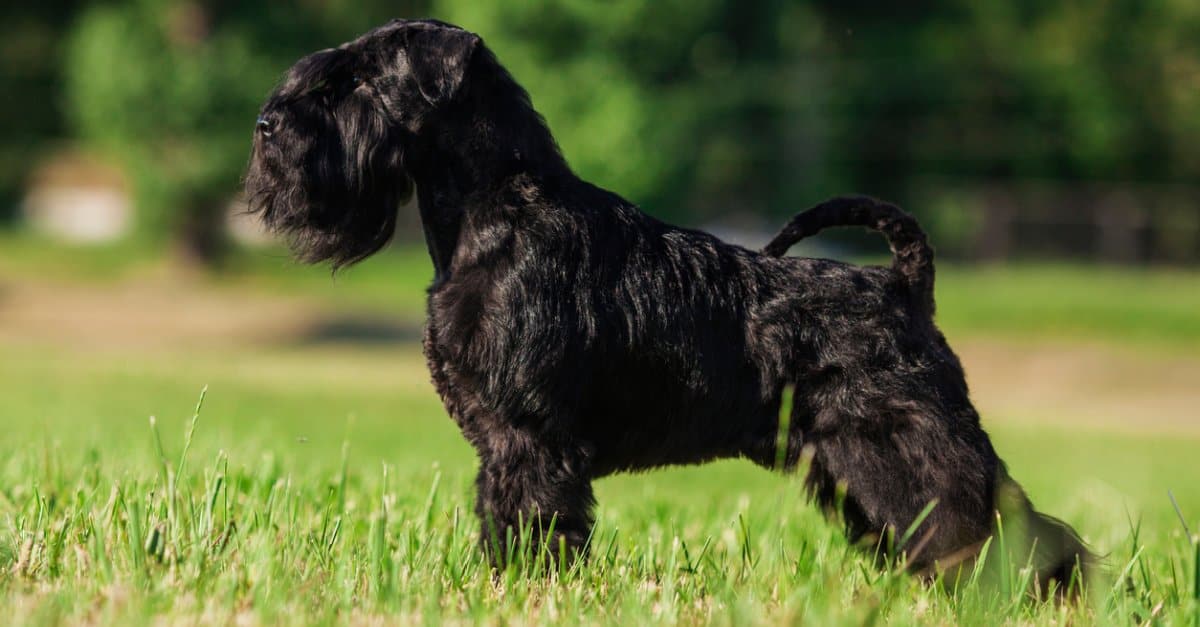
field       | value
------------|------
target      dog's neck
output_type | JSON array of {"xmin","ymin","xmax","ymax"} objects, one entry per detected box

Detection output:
[{"xmin": 410, "ymin": 67, "xmax": 572, "ymax": 284}]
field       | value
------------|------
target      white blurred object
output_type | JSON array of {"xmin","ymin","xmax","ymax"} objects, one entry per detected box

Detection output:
[
  {"xmin": 23, "ymin": 186, "xmax": 132, "ymax": 243},
  {"xmin": 225, "ymin": 196, "xmax": 274, "ymax": 246},
  {"xmin": 21, "ymin": 149, "xmax": 133, "ymax": 243}
]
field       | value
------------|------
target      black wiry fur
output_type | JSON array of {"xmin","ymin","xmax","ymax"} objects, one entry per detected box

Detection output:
[{"xmin": 245, "ymin": 19, "xmax": 1091, "ymax": 588}]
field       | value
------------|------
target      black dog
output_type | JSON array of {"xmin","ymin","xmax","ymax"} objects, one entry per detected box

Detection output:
[{"xmin": 246, "ymin": 19, "xmax": 1089, "ymax": 586}]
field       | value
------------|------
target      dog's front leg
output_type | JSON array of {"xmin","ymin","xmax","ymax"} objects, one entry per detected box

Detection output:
[{"xmin": 473, "ymin": 428, "xmax": 595, "ymax": 571}]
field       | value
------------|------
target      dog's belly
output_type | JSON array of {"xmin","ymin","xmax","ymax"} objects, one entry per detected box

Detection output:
[{"xmin": 572, "ymin": 351, "xmax": 781, "ymax": 476}]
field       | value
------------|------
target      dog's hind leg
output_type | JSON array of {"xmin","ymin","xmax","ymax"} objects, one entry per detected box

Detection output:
[{"xmin": 473, "ymin": 427, "xmax": 596, "ymax": 570}]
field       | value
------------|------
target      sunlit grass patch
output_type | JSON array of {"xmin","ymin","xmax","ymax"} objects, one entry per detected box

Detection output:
[{"xmin": 1, "ymin": 386, "xmax": 1197, "ymax": 625}]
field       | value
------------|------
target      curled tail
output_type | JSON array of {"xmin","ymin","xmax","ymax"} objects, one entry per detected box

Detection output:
[{"xmin": 763, "ymin": 196, "xmax": 935, "ymax": 314}]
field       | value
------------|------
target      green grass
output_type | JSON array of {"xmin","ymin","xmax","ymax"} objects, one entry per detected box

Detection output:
[
  {"xmin": 0, "ymin": 343, "xmax": 1197, "ymax": 625},
  {"xmin": 936, "ymin": 264, "xmax": 1200, "ymax": 348}
]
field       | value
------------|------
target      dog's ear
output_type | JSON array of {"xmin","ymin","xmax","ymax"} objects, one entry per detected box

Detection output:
[{"xmin": 404, "ymin": 24, "xmax": 481, "ymax": 106}]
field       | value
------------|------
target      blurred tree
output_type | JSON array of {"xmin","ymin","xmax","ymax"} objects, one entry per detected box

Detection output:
[
  {"xmin": 63, "ymin": 0, "xmax": 426, "ymax": 266},
  {"xmin": 812, "ymin": 0, "xmax": 1200, "ymax": 251},
  {"xmin": 433, "ymin": 0, "xmax": 834, "ymax": 224},
  {"xmin": 0, "ymin": 0, "xmax": 84, "ymax": 221},
  {"xmin": 28, "ymin": 0, "xmax": 1198, "ymax": 261}
]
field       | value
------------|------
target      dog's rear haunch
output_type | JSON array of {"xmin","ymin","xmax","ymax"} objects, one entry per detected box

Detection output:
[{"xmin": 245, "ymin": 19, "xmax": 1091, "ymax": 592}]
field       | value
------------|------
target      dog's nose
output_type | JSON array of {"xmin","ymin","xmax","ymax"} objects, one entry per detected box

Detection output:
[{"xmin": 256, "ymin": 114, "xmax": 277, "ymax": 137}]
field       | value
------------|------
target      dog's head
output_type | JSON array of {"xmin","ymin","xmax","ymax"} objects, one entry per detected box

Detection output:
[{"xmin": 244, "ymin": 19, "xmax": 480, "ymax": 266}]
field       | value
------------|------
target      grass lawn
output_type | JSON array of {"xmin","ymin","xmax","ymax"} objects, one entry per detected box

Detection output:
[{"xmin": 0, "ymin": 237, "xmax": 1198, "ymax": 624}]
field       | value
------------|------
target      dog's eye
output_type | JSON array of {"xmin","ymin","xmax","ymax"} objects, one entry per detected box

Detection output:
[{"xmin": 350, "ymin": 74, "xmax": 364, "ymax": 87}]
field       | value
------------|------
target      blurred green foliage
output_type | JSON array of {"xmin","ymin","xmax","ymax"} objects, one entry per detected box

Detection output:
[
  {"xmin": 819, "ymin": 1, "xmax": 1200, "ymax": 188},
  {"xmin": 2, "ymin": 1, "xmax": 1199, "ymax": 261},
  {"xmin": 0, "ymin": 1, "xmax": 81, "ymax": 217},
  {"xmin": 60, "ymin": 1, "xmax": 421, "ymax": 261},
  {"xmin": 433, "ymin": 1, "xmax": 831, "ymax": 221}
]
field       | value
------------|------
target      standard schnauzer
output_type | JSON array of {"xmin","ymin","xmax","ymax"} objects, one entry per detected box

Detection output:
[{"xmin": 245, "ymin": 19, "xmax": 1090, "ymax": 587}]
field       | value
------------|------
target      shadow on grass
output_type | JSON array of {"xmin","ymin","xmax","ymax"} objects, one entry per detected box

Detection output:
[{"xmin": 289, "ymin": 314, "xmax": 423, "ymax": 346}]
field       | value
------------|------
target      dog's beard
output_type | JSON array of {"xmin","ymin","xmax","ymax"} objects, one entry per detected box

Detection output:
[{"xmin": 244, "ymin": 99, "xmax": 412, "ymax": 268}]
